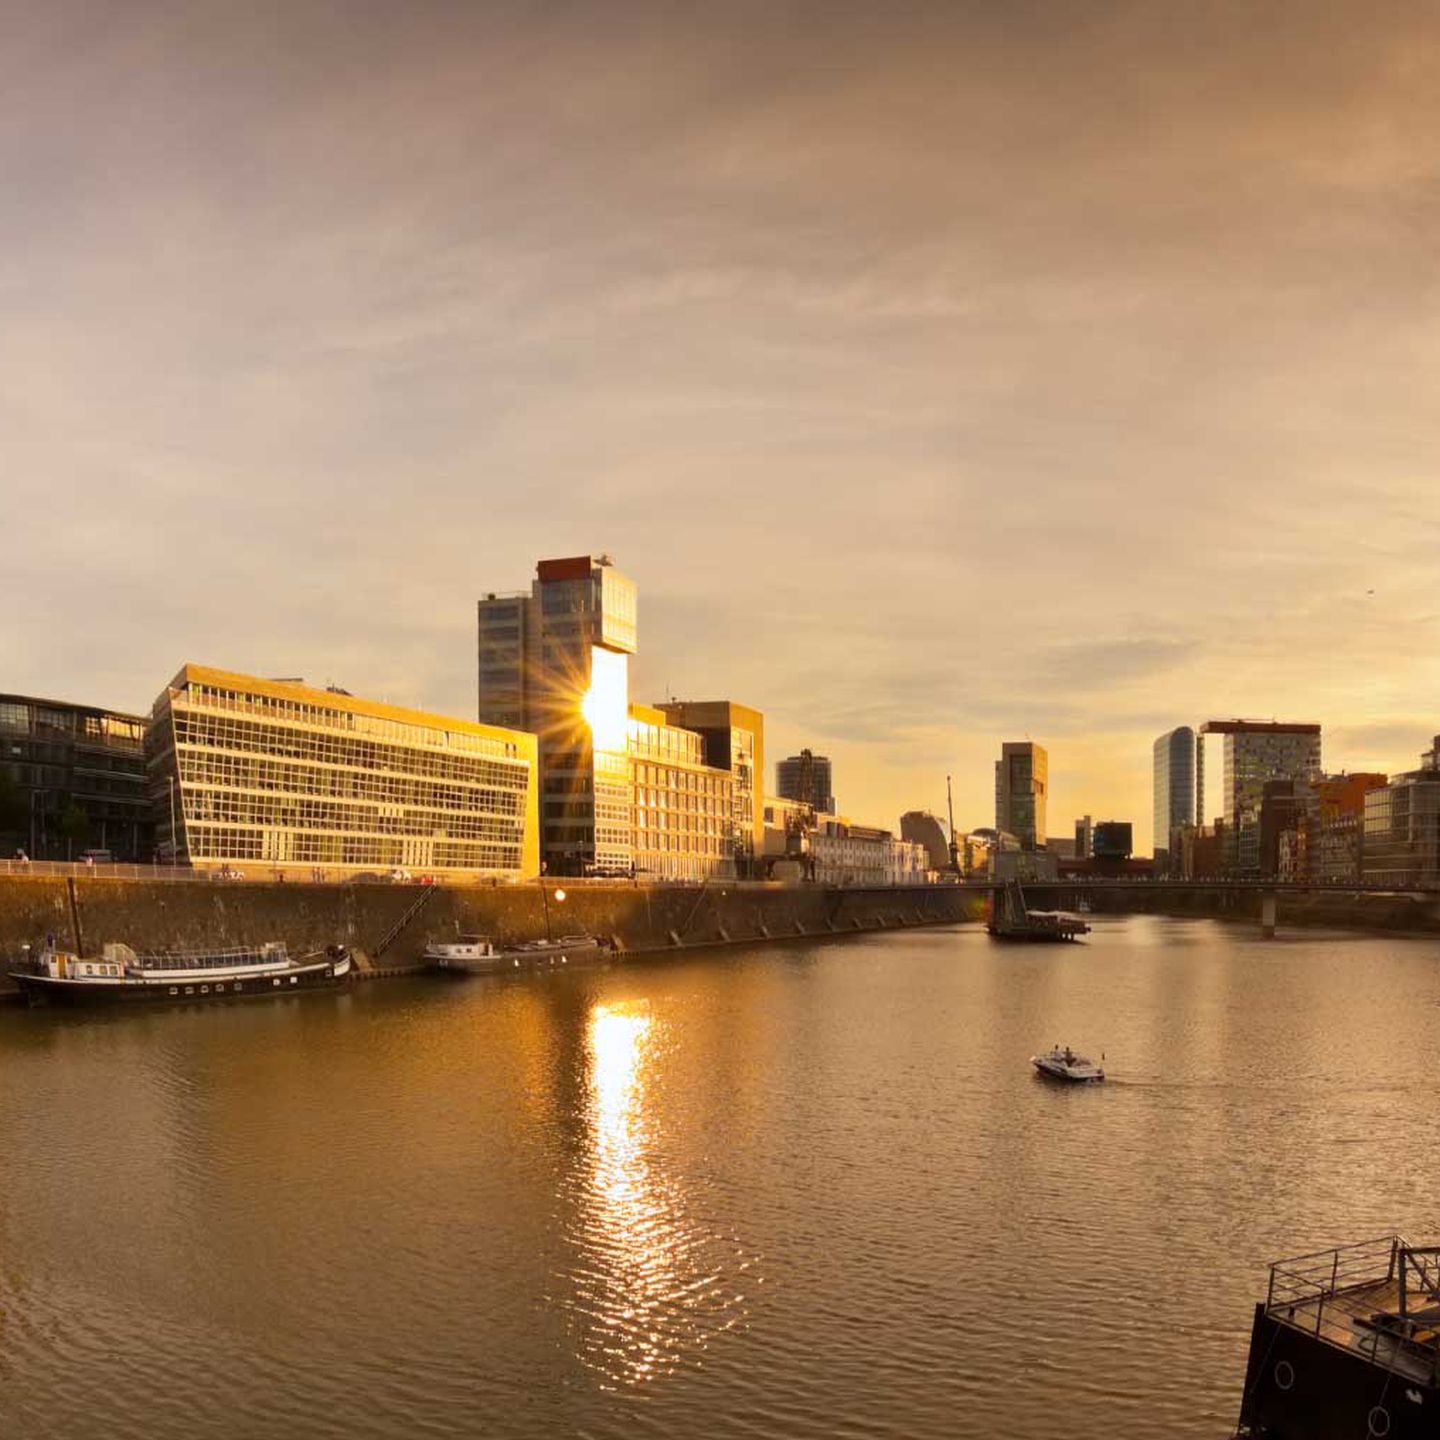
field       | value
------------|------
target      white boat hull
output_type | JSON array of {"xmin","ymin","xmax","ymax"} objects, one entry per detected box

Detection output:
[{"xmin": 1031, "ymin": 1051, "xmax": 1105, "ymax": 1083}]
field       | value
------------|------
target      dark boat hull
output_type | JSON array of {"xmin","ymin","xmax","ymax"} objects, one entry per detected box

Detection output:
[
  {"xmin": 1237, "ymin": 1303, "xmax": 1440, "ymax": 1439},
  {"xmin": 427, "ymin": 943, "xmax": 604, "ymax": 976},
  {"xmin": 11, "ymin": 960, "xmax": 349, "ymax": 1009}
]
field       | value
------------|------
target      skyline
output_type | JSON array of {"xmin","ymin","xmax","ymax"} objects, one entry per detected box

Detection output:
[{"xmin": 5, "ymin": 2, "xmax": 1440, "ymax": 848}]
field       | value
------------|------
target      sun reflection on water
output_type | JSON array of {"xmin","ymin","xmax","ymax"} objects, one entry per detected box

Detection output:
[{"xmin": 561, "ymin": 1001, "xmax": 754, "ymax": 1389}]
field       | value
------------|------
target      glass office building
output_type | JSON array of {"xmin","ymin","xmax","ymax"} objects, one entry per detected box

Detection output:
[
  {"xmin": 995, "ymin": 741, "xmax": 1047, "ymax": 849},
  {"xmin": 147, "ymin": 665, "xmax": 538, "ymax": 877},
  {"xmin": 478, "ymin": 555, "xmax": 639, "ymax": 875},
  {"xmin": 1198, "ymin": 721, "xmax": 1321, "ymax": 876},
  {"xmin": 1363, "ymin": 737, "xmax": 1440, "ymax": 887},
  {"xmin": 1152, "ymin": 726, "xmax": 1195, "ymax": 872},
  {"xmin": 776, "ymin": 751, "xmax": 835, "ymax": 817},
  {"xmin": 0, "ymin": 693, "xmax": 150, "ymax": 860}
]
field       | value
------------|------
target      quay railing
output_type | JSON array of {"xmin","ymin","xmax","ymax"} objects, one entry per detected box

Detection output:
[{"xmin": 0, "ymin": 859, "xmax": 212, "ymax": 883}]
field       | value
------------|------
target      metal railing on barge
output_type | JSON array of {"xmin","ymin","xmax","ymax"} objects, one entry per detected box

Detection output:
[{"xmin": 1264, "ymin": 1235, "xmax": 1440, "ymax": 1384}]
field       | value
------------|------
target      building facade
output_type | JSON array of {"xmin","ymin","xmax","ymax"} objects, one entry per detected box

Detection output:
[
  {"xmin": 478, "ymin": 555, "xmax": 638, "ymax": 875},
  {"xmin": 1309, "ymin": 773, "xmax": 1388, "ymax": 882},
  {"xmin": 1152, "ymin": 726, "xmax": 1196, "ymax": 873},
  {"xmin": 657, "ymin": 700, "xmax": 764, "ymax": 877},
  {"xmin": 995, "ymin": 741, "xmax": 1047, "ymax": 849},
  {"xmin": 1074, "ymin": 815, "xmax": 1093, "ymax": 859},
  {"xmin": 627, "ymin": 704, "xmax": 736, "ymax": 881},
  {"xmin": 1092, "ymin": 821, "xmax": 1133, "ymax": 861},
  {"xmin": 0, "ymin": 693, "xmax": 151, "ymax": 860},
  {"xmin": 147, "ymin": 665, "xmax": 538, "ymax": 878},
  {"xmin": 900, "ymin": 810, "xmax": 951, "ymax": 872},
  {"xmin": 776, "ymin": 750, "xmax": 835, "ymax": 817},
  {"xmin": 1198, "ymin": 721, "xmax": 1322, "ymax": 876},
  {"xmin": 1364, "ymin": 738, "xmax": 1440, "ymax": 887},
  {"xmin": 808, "ymin": 817, "xmax": 926, "ymax": 887}
]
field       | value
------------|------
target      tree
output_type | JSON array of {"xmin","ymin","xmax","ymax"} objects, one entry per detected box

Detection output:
[
  {"xmin": 0, "ymin": 768, "xmax": 25, "ymax": 836},
  {"xmin": 57, "ymin": 796, "xmax": 90, "ymax": 860}
]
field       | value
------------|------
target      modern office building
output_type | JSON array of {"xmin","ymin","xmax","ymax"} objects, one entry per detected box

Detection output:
[
  {"xmin": 900, "ymin": 810, "xmax": 951, "ymax": 873},
  {"xmin": 1363, "ymin": 737, "xmax": 1440, "ymax": 887},
  {"xmin": 995, "ymin": 741, "xmax": 1047, "ymax": 849},
  {"xmin": 0, "ymin": 692, "xmax": 151, "ymax": 860},
  {"xmin": 1152, "ymin": 726, "xmax": 1196, "ymax": 872},
  {"xmin": 1074, "ymin": 815, "xmax": 1093, "ymax": 859},
  {"xmin": 656, "ymin": 700, "xmax": 764, "ymax": 877},
  {"xmin": 1198, "ymin": 720, "xmax": 1321, "ymax": 876},
  {"xmin": 776, "ymin": 750, "xmax": 835, "ymax": 817},
  {"xmin": 627, "ymin": 703, "xmax": 736, "ymax": 881},
  {"xmin": 147, "ymin": 665, "xmax": 538, "ymax": 878},
  {"xmin": 478, "ymin": 554, "xmax": 638, "ymax": 875},
  {"xmin": 1092, "ymin": 821, "xmax": 1133, "ymax": 861}
]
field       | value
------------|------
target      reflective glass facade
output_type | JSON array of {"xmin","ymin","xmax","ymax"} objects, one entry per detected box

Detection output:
[
  {"xmin": 148, "ymin": 665, "xmax": 538, "ymax": 876},
  {"xmin": 776, "ymin": 752, "xmax": 835, "ymax": 817},
  {"xmin": 0, "ymin": 693, "xmax": 150, "ymax": 859},
  {"xmin": 1363, "ymin": 739, "xmax": 1440, "ymax": 886},
  {"xmin": 1152, "ymin": 726, "xmax": 1195, "ymax": 870},
  {"xmin": 1198, "ymin": 722, "xmax": 1321, "ymax": 876},
  {"xmin": 995, "ymin": 742, "xmax": 1047, "ymax": 849},
  {"xmin": 478, "ymin": 556, "xmax": 637, "ymax": 875}
]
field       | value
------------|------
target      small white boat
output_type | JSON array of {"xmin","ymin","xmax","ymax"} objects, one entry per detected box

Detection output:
[
  {"xmin": 423, "ymin": 933, "xmax": 602, "ymax": 976},
  {"xmin": 1031, "ymin": 1045, "xmax": 1105, "ymax": 1083}
]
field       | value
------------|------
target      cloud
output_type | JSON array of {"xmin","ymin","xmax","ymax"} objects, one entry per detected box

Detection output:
[{"xmin": 2, "ymin": 0, "xmax": 1439, "ymax": 848}]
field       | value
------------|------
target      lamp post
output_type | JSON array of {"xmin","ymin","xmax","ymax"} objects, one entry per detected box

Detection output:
[{"xmin": 537, "ymin": 875, "xmax": 568, "ymax": 941}]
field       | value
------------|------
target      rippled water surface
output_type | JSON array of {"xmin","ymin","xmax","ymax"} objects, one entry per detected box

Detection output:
[{"xmin": 3, "ymin": 917, "xmax": 1438, "ymax": 1439}]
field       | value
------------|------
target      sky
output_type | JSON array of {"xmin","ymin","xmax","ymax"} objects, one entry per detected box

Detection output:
[{"xmin": 3, "ymin": 0, "xmax": 1439, "ymax": 851}]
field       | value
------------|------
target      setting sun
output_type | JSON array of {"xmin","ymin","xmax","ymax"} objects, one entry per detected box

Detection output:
[{"xmin": 581, "ymin": 646, "xmax": 629, "ymax": 754}]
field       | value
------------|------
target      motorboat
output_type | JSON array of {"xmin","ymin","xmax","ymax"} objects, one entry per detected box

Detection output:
[
  {"xmin": 423, "ymin": 933, "xmax": 602, "ymax": 976},
  {"xmin": 1031, "ymin": 1045, "xmax": 1105, "ymax": 1083}
]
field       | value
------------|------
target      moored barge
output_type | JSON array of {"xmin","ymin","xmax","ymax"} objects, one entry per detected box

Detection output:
[
  {"xmin": 1235, "ymin": 1235, "xmax": 1440, "ymax": 1438},
  {"xmin": 987, "ymin": 881, "xmax": 1090, "ymax": 942},
  {"xmin": 424, "ymin": 933, "xmax": 603, "ymax": 976},
  {"xmin": 10, "ymin": 940, "xmax": 351, "ymax": 1007}
]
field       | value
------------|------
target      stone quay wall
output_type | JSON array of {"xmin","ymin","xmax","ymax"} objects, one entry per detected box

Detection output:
[{"xmin": 0, "ymin": 876, "xmax": 986, "ymax": 1000}]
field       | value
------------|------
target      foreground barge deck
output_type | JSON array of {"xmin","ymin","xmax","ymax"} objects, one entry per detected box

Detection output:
[{"xmin": 1236, "ymin": 1236, "xmax": 1440, "ymax": 1438}]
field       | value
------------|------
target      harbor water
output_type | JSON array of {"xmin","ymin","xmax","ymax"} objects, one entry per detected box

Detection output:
[{"xmin": 1, "ymin": 916, "xmax": 1436, "ymax": 1439}]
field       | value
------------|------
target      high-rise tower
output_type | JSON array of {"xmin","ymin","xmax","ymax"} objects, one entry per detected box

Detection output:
[
  {"xmin": 478, "ymin": 555, "xmax": 638, "ymax": 875},
  {"xmin": 995, "ymin": 741, "xmax": 1047, "ymax": 849},
  {"xmin": 1153, "ymin": 726, "xmax": 1196, "ymax": 871}
]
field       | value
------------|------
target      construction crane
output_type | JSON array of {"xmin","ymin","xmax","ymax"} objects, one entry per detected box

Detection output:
[{"xmin": 947, "ymin": 774, "xmax": 962, "ymax": 876}]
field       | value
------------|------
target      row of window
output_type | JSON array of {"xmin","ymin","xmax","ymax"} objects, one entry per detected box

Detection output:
[
  {"xmin": 177, "ymin": 684, "xmax": 523, "ymax": 759},
  {"xmin": 171, "ymin": 708, "xmax": 530, "ymax": 785},
  {"xmin": 634, "ymin": 833, "xmax": 729, "ymax": 857},
  {"xmin": 172, "ymin": 741, "xmax": 527, "ymax": 811},
  {"xmin": 180, "ymin": 789, "xmax": 524, "ymax": 842},
  {"xmin": 183, "ymin": 825, "xmax": 524, "ymax": 871},
  {"xmin": 165, "ymin": 977, "xmax": 299, "ymax": 996},
  {"xmin": 631, "ymin": 762, "xmax": 726, "ymax": 794}
]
